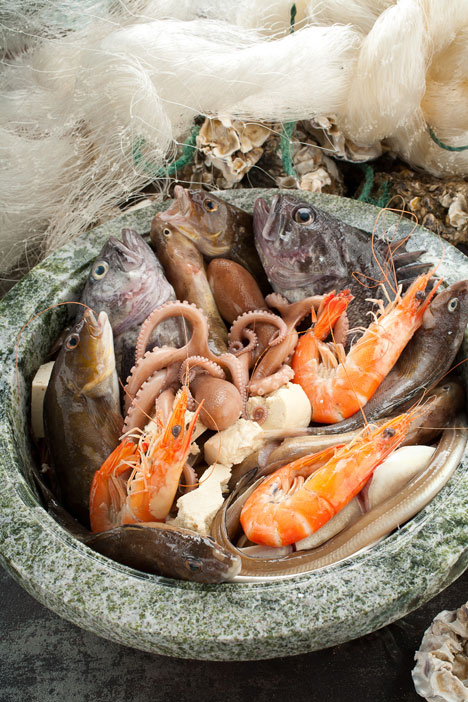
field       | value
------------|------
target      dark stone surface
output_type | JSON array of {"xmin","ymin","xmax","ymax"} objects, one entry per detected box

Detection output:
[{"xmin": 2, "ymin": 564, "xmax": 467, "ymax": 702}]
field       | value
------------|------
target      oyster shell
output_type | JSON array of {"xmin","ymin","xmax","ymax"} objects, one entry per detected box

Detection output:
[
  {"xmin": 412, "ymin": 603, "xmax": 468, "ymax": 701},
  {"xmin": 371, "ymin": 163, "xmax": 468, "ymax": 246},
  {"xmin": 196, "ymin": 117, "xmax": 271, "ymax": 187}
]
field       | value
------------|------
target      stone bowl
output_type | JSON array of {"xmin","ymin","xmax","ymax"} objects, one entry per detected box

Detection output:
[{"xmin": 1, "ymin": 189, "xmax": 468, "ymax": 662}]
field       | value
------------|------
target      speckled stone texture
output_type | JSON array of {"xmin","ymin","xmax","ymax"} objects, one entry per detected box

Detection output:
[{"xmin": 0, "ymin": 190, "xmax": 468, "ymax": 661}]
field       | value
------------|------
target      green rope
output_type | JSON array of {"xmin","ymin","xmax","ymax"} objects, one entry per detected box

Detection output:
[
  {"xmin": 357, "ymin": 163, "xmax": 389, "ymax": 208},
  {"xmin": 280, "ymin": 4, "xmax": 298, "ymax": 178},
  {"xmin": 357, "ymin": 164, "xmax": 374, "ymax": 203},
  {"xmin": 132, "ymin": 122, "xmax": 201, "ymax": 179},
  {"xmin": 280, "ymin": 121, "xmax": 297, "ymax": 177},
  {"xmin": 289, "ymin": 3, "xmax": 297, "ymax": 32},
  {"xmin": 427, "ymin": 125, "xmax": 468, "ymax": 152}
]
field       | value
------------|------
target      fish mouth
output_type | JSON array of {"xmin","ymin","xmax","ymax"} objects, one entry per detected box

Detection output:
[
  {"xmin": 83, "ymin": 308, "xmax": 107, "ymax": 337},
  {"xmin": 107, "ymin": 229, "xmax": 145, "ymax": 271},
  {"xmin": 154, "ymin": 186, "xmax": 196, "ymax": 240},
  {"xmin": 81, "ymin": 310, "xmax": 115, "ymax": 393},
  {"xmin": 253, "ymin": 195, "xmax": 288, "ymax": 243},
  {"xmin": 159, "ymin": 184, "xmax": 194, "ymax": 221}
]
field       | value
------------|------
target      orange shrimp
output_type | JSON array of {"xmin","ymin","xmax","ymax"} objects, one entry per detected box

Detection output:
[
  {"xmin": 312, "ymin": 289, "xmax": 353, "ymax": 340},
  {"xmin": 240, "ymin": 412, "xmax": 414, "ymax": 547},
  {"xmin": 89, "ymin": 386, "xmax": 203, "ymax": 532},
  {"xmin": 292, "ymin": 271, "xmax": 441, "ymax": 423}
]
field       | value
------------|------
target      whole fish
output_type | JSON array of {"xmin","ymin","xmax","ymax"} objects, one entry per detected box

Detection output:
[
  {"xmin": 44, "ymin": 309, "xmax": 123, "ymax": 526},
  {"xmin": 253, "ymin": 193, "xmax": 430, "ymax": 328},
  {"xmin": 80, "ymin": 228, "xmax": 183, "ymax": 379},
  {"xmin": 300, "ymin": 280, "xmax": 468, "ymax": 435},
  {"xmin": 152, "ymin": 185, "xmax": 269, "ymax": 291},
  {"xmin": 85, "ymin": 522, "xmax": 241, "ymax": 583},
  {"xmin": 151, "ymin": 218, "xmax": 228, "ymax": 354}
]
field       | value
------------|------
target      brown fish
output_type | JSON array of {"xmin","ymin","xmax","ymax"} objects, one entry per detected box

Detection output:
[
  {"xmin": 43, "ymin": 310, "xmax": 123, "ymax": 525},
  {"xmin": 153, "ymin": 186, "xmax": 269, "ymax": 290},
  {"xmin": 151, "ymin": 218, "xmax": 228, "ymax": 354},
  {"xmin": 85, "ymin": 522, "xmax": 241, "ymax": 583}
]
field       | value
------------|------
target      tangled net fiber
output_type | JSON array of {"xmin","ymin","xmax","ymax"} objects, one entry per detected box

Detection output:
[{"xmin": 1, "ymin": 0, "xmax": 468, "ymax": 274}]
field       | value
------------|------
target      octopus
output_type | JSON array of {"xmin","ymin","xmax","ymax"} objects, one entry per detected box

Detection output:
[{"xmin": 122, "ymin": 289, "xmax": 329, "ymax": 435}]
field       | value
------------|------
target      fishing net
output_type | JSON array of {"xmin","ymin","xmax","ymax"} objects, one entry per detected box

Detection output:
[{"xmin": 1, "ymin": 0, "xmax": 468, "ymax": 280}]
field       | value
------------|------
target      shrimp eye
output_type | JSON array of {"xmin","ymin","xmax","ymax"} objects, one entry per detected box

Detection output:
[
  {"xmin": 203, "ymin": 199, "xmax": 218, "ymax": 213},
  {"xmin": 92, "ymin": 261, "xmax": 109, "ymax": 280},
  {"xmin": 382, "ymin": 427, "xmax": 396, "ymax": 438},
  {"xmin": 162, "ymin": 228, "xmax": 171, "ymax": 237},
  {"xmin": 65, "ymin": 333, "xmax": 80, "ymax": 350},
  {"xmin": 185, "ymin": 557, "xmax": 202, "ymax": 573},
  {"xmin": 448, "ymin": 297, "xmax": 459, "ymax": 312},
  {"xmin": 293, "ymin": 206, "xmax": 316, "ymax": 224},
  {"xmin": 172, "ymin": 424, "xmax": 181, "ymax": 438}
]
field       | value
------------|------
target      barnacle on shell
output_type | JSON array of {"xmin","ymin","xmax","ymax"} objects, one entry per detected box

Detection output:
[
  {"xmin": 196, "ymin": 117, "xmax": 271, "ymax": 187},
  {"xmin": 412, "ymin": 603, "xmax": 468, "ymax": 701}
]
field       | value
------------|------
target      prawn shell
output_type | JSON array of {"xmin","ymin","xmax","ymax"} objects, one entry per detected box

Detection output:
[{"xmin": 225, "ymin": 422, "xmax": 468, "ymax": 579}]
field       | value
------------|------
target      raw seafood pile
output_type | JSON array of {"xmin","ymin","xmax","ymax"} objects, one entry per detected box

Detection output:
[{"xmin": 36, "ymin": 188, "xmax": 468, "ymax": 583}]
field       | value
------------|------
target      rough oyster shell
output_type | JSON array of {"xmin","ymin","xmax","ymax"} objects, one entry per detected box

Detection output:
[
  {"xmin": 196, "ymin": 117, "xmax": 271, "ymax": 187},
  {"xmin": 412, "ymin": 604, "xmax": 468, "ymax": 701}
]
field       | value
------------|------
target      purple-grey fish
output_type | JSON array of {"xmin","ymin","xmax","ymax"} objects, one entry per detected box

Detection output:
[
  {"xmin": 80, "ymin": 228, "xmax": 183, "ymax": 379},
  {"xmin": 253, "ymin": 193, "xmax": 430, "ymax": 329}
]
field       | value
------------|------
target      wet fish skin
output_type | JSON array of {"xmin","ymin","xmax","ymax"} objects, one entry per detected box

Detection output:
[
  {"xmin": 85, "ymin": 522, "xmax": 241, "ymax": 583},
  {"xmin": 253, "ymin": 193, "xmax": 429, "ymax": 328},
  {"xmin": 44, "ymin": 310, "xmax": 123, "ymax": 526},
  {"xmin": 80, "ymin": 228, "xmax": 182, "ymax": 378},
  {"xmin": 153, "ymin": 186, "xmax": 269, "ymax": 291},
  {"xmin": 151, "ymin": 219, "xmax": 228, "ymax": 354}
]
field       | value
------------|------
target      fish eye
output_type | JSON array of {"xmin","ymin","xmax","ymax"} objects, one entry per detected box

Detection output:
[
  {"xmin": 184, "ymin": 557, "xmax": 202, "ymax": 572},
  {"xmin": 162, "ymin": 228, "xmax": 171, "ymax": 237},
  {"xmin": 172, "ymin": 424, "xmax": 181, "ymax": 438},
  {"xmin": 65, "ymin": 333, "xmax": 80, "ymax": 350},
  {"xmin": 92, "ymin": 261, "xmax": 109, "ymax": 280},
  {"xmin": 293, "ymin": 206, "xmax": 315, "ymax": 224},
  {"xmin": 203, "ymin": 199, "xmax": 218, "ymax": 213},
  {"xmin": 448, "ymin": 297, "xmax": 459, "ymax": 312}
]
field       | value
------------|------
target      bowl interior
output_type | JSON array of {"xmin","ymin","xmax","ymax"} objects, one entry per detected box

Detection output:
[{"xmin": 1, "ymin": 189, "xmax": 468, "ymax": 661}]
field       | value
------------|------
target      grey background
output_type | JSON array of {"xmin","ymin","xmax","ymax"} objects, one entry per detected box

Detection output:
[{"xmin": 2, "ymin": 563, "xmax": 466, "ymax": 702}]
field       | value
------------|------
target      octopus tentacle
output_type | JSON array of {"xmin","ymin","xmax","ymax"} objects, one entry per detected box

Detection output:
[
  {"xmin": 265, "ymin": 293, "xmax": 323, "ymax": 328},
  {"xmin": 229, "ymin": 328, "xmax": 258, "ymax": 358},
  {"xmin": 179, "ymin": 356, "xmax": 226, "ymax": 385},
  {"xmin": 229, "ymin": 310, "xmax": 287, "ymax": 348},
  {"xmin": 333, "ymin": 312, "xmax": 349, "ymax": 346},
  {"xmin": 123, "ymin": 363, "xmax": 180, "ymax": 433},
  {"xmin": 124, "ymin": 346, "xmax": 185, "ymax": 412},
  {"xmin": 249, "ymin": 365, "xmax": 295, "ymax": 396},
  {"xmin": 125, "ymin": 303, "xmax": 211, "ymax": 411},
  {"xmin": 181, "ymin": 462, "xmax": 198, "ymax": 493},
  {"xmin": 155, "ymin": 388, "xmax": 176, "ymax": 424},
  {"xmin": 247, "ymin": 294, "xmax": 325, "ymax": 397},
  {"xmin": 135, "ymin": 301, "xmax": 209, "ymax": 362}
]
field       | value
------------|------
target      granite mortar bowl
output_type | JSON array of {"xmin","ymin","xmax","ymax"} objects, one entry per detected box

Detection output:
[{"xmin": 1, "ymin": 190, "xmax": 468, "ymax": 661}]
